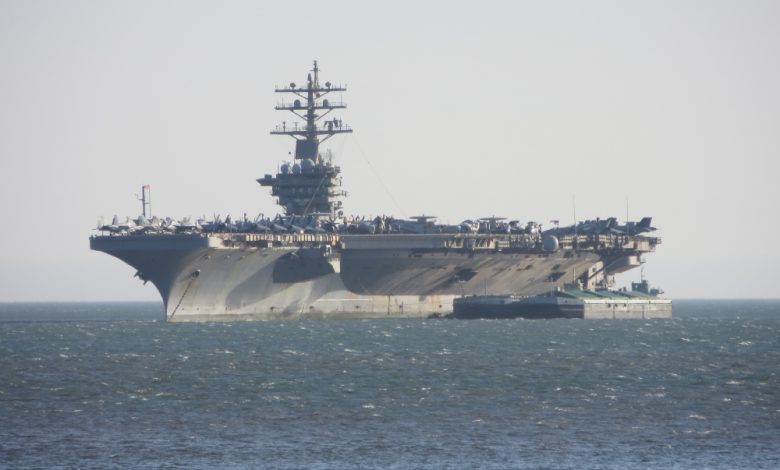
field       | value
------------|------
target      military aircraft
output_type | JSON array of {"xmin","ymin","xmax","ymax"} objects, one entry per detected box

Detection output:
[
  {"xmin": 199, "ymin": 214, "xmax": 225, "ymax": 233},
  {"xmin": 614, "ymin": 217, "xmax": 656, "ymax": 235},
  {"xmin": 116, "ymin": 216, "xmax": 136, "ymax": 233},
  {"xmin": 395, "ymin": 215, "xmax": 441, "ymax": 234},
  {"xmin": 477, "ymin": 217, "xmax": 509, "ymax": 234},
  {"xmin": 97, "ymin": 215, "xmax": 120, "ymax": 233},
  {"xmin": 543, "ymin": 217, "xmax": 655, "ymax": 237},
  {"xmin": 459, "ymin": 220, "xmax": 479, "ymax": 233},
  {"xmin": 175, "ymin": 216, "xmax": 200, "ymax": 233}
]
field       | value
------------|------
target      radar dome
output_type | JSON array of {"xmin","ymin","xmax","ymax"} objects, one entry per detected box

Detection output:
[
  {"xmin": 292, "ymin": 163, "xmax": 301, "ymax": 174},
  {"xmin": 280, "ymin": 163, "xmax": 290, "ymax": 174},
  {"xmin": 301, "ymin": 158, "xmax": 315, "ymax": 171},
  {"xmin": 542, "ymin": 235, "xmax": 559, "ymax": 252}
]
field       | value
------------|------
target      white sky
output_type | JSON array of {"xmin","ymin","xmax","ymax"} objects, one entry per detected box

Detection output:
[{"xmin": 1, "ymin": 0, "xmax": 778, "ymax": 300}]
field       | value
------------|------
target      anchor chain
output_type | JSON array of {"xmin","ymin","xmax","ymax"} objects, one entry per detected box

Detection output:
[{"xmin": 168, "ymin": 270, "xmax": 199, "ymax": 320}]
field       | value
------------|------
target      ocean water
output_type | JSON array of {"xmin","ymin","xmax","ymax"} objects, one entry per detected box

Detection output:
[{"xmin": 0, "ymin": 301, "xmax": 778, "ymax": 469}]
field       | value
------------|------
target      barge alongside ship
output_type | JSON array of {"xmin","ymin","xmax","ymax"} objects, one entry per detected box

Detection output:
[{"xmin": 452, "ymin": 280, "xmax": 672, "ymax": 320}]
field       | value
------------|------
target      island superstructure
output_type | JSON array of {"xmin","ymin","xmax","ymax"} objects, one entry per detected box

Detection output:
[{"xmin": 90, "ymin": 61, "xmax": 665, "ymax": 321}]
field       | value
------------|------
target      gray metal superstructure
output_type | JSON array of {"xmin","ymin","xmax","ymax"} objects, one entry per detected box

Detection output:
[{"xmin": 90, "ymin": 62, "xmax": 664, "ymax": 321}]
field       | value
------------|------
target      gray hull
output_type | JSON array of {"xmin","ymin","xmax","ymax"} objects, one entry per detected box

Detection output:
[{"xmin": 90, "ymin": 233, "xmax": 618, "ymax": 321}]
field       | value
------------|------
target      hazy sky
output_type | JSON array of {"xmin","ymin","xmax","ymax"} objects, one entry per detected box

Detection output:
[{"xmin": 1, "ymin": 0, "xmax": 778, "ymax": 301}]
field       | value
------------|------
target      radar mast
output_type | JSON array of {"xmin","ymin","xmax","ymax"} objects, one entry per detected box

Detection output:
[
  {"xmin": 257, "ymin": 61, "xmax": 352, "ymax": 217},
  {"xmin": 270, "ymin": 60, "xmax": 352, "ymax": 159}
]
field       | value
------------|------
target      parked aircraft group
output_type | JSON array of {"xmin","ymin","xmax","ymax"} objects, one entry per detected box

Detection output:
[{"xmin": 96, "ymin": 213, "xmax": 655, "ymax": 238}]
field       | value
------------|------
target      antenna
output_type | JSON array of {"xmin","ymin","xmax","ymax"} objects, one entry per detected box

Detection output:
[
  {"xmin": 312, "ymin": 59, "xmax": 319, "ymax": 91},
  {"xmin": 625, "ymin": 196, "xmax": 629, "ymax": 222},
  {"xmin": 137, "ymin": 184, "xmax": 151, "ymax": 218},
  {"xmin": 572, "ymin": 195, "xmax": 577, "ymax": 225},
  {"xmin": 626, "ymin": 196, "xmax": 630, "ymax": 236},
  {"xmin": 572, "ymin": 195, "xmax": 578, "ymax": 246}
]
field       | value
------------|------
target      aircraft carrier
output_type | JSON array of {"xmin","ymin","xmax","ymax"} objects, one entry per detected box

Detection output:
[{"xmin": 90, "ymin": 61, "xmax": 664, "ymax": 321}]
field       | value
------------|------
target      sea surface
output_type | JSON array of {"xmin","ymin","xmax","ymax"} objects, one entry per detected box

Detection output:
[{"xmin": 0, "ymin": 300, "xmax": 778, "ymax": 469}]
